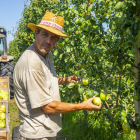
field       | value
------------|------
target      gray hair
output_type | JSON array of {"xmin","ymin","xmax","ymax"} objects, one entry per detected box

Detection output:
[{"xmin": 37, "ymin": 27, "xmax": 42, "ymax": 34}]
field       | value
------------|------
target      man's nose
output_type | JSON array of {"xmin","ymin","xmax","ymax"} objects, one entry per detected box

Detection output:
[{"xmin": 45, "ymin": 36, "xmax": 51, "ymax": 44}]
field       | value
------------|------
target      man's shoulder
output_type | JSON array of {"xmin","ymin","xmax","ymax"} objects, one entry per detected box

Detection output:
[
  {"xmin": 15, "ymin": 49, "xmax": 42, "ymax": 72},
  {"xmin": 19, "ymin": 49, "xmax": 41, "ymax": 63}
]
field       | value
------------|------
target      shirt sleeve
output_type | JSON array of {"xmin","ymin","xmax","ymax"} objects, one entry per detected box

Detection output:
[{"xmin": 23, "ymin": 70, "xmax": 53, "ymax": 109}]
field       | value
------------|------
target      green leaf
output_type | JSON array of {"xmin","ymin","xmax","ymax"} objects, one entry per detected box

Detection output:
[
  {"xmin": 91, "ymin": 6, "xmax": 95, "ymax": 11},
  {"xmin": 59, "ymin": 54, "xmax": 63, "ymax": 59},
  {"xmin": 115, "ymin": 2, "xmax": 123, "ymax": 10},
  {"xmin": 115, "ymin": 12, "xmax": 123, "ymax": 18},
  {"xmin": 126, "ymin": 27, "xmax": 131, "ymax": 35},
  {"xmin": 88, "ymin": 6, "xmax": 92, "ymax": 12},
  {"xmin": 74, "ymin": 71, "xmax": 79, "ymax": 77},
  {"xmin": 84, "ymin": 15, "xmax": 91, "ymax": 20},
  {"xmin": 78, "ymin": 87, "xmax": 85, "ymax": 95},
  {"xmin": 131, "ymin": 48, "xmax": 136, "ymax": 55},
  {"xmin": 136, "ymin": 30, "xmax": 140, "ymax": 39},
  {"xmin": 98, "ymin": 0, "xmax": 103, "ymax": 4},
  {"xmin": 86, "ymin": 90, "xmax": 99, "ymax": 99},
  {"xmin": 53, "ymin": 49, "xmax": 58, "ymax": 56},
  {"xmin": 58, "ymin": 43, "xmax": 63, "ymax": 48},
  {"xmin": 135, "ymin": 113, "xmax": 139, "ymax": 117},
  {"xmin": 66, "ymin": 47, "xmax": 71, "ymax": 52},
  {"xmin": 81, "ymin": 4, "xmax": 87, "ymax": 9},
  {"xmin": 121, "ymin": 110, "xmax": 127, "ymax": 118},
  {"xmin": 67, "ymin": 83, "xmax": 75, "ymax": 89},
  {"xmin": 93, "ymin": 25, "xmax": 98, "ymax": 29}
]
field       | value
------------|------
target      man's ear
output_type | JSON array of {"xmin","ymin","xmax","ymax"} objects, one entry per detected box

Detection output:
[
  {"xmin": 58, "ymin": 36, "xmax": 60, "ymax": 41},
  {"xmin": 35, "ymin": 29, "xmax": 38, "ymax": 39}
]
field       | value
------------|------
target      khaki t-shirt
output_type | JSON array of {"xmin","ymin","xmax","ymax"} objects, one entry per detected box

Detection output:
[{"xmin": 13, "ymin": 48, "xmax": 62, "ymax": 139}]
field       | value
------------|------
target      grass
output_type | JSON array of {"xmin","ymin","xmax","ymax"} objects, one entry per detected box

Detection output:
[
  {"xmin": 59, "ymin": 111, "xmax": 136, "ymax": 140},
  {"xmin": 10, "ymin": 98, "xmax": 136, "ymax": 140},
  {"xmin": 10, "ymin": 98, "xmax": 20, "ymax": 139}
]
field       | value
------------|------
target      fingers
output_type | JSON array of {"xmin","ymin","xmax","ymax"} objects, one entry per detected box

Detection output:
[
  {"xmin": 88, "ymin": 96, "xmax": 95, "ymax": 101},
  {"xmin": 68, "ymin": 75, "xmax": 81, "ymax": 83},
  {"xmin": 72, "ymin": 75, "xmax": 81, "ymax": 81},
  {"xmin": 71, "ymin": 80, "xmax": 77, "ymax": 84},
  {"xmin": 94, "ymin": 103, "xmax": 102, "ymax": 110},
  {"xmin": 77, "ymin": 77, "xmax": 81, "ymax": 81}
]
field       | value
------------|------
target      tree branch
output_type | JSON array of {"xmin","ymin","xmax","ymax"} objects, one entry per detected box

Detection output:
[
  {"xmin": 116, "ymin": 73, "xmax": 121, "ymax": 108},
  {"xmin": 123, "ymin": 56, "xmax": 139, "ymax": 69}
]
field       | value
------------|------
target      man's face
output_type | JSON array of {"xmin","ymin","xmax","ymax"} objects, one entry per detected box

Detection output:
[{"xmin": 34, "ymin": 28, "xmax": 59, "ymax": 57}]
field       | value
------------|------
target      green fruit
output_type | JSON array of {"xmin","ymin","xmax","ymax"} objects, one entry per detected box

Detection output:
[
  {"xmin": 0, "ymin": 121, "xmax": 5, "ymax": 128},
  {"xmin": 120, "ymin": 116, "xmax": 126, "ymax": 124},
  {"xmin": 0, "ymin": 113, "xmax": 5, "ymax": 120},
  {"xmin": 122, "ymin": 120, "xmax": 131, "ymax": 134},
  {"xmin": 93, "ymin": 97, "xmax": 101, "ymax": 106},
  {"xmin": 0, "ymin": 105, "xmax": 6, "ymax": 113},
  {"xmin": 82, "ymin": 78, "xmax": 90, "ymax": 86},
  {"xmin": 123, "ymin": 128, "xmax": 131, "ymax": 134},
  {"xmin": 88, "ymin": 56, "xmax": 92, "ymax": 61},
  {"xmin": 3, "ymin": 95, "xmax": 8, "ymax": 100},
  {"xmin": 100, "ymin": 90, "xmax": 108, "ymax": 101},
  {"xmin": 83, "ymin": 95, "xmax": 87, "ymax": 100},
  {"xmin": 96, "ymin": 74, "xmax": 100, "ymax": 79}
]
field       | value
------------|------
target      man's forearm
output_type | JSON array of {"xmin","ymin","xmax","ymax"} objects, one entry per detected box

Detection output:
[
  {"xmin": 41, "ymin": 101, "xmax": 83, "ymax": 114},
  {"xmin": 58, "ymin": 77, "xmax": 68, "ymax": 85}
]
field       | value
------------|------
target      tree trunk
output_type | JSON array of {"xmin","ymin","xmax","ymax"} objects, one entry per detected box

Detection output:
[{"xmin": 134, "ymin": 46, "xmax": 140, "ymax": 140}]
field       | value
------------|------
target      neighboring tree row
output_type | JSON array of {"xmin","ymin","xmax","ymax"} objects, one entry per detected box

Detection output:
[{"xmin": 8, "ymin": 0, "xmax": 140, "ymax": 138}]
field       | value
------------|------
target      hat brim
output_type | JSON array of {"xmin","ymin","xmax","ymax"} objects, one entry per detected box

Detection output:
[{"xmin": 28, "ymin": 23, "xmax": 71, "ymax": 38}]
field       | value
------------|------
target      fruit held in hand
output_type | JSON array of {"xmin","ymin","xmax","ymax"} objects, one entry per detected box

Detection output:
[
  {"xmin": 93, "ymin": 97, "xmax": 101, "ymax": 106},
  {"xmin": 100, "ymin": 90, "xmax": 108, "ymax": 101},
  {"xmin": 82, "ymin": 78, "xmax": 90, "ymax": 85}
]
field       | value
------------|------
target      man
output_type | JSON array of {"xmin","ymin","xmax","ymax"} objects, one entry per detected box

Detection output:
[{"xmin": 13, "ymin": 12, "xmax": 101, "ymax": 140}]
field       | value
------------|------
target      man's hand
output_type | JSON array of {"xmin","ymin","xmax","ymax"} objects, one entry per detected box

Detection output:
[
  {"xmin": 81, "ymin": 96, "xmax": 102, "ymax": 111},
  {"xmin": 58, "ymin": 75, "xmax": 81, "ymax": 85},
  {"xmin": 66, "ymin": 75, "xmax": 81, "ymax": 83}
]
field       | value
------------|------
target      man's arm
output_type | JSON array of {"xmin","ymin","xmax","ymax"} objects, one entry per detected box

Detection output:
[
  {"xmin": 58, "ymin": 77, "xmax": 68, "ymax": 85},
  {"xmin": 41, "ymin": 97, "xmax": 101, "ymax": 114},
  {"xmin": 58, "ymin": 75, "xmax": 81, "ymax": 85}
]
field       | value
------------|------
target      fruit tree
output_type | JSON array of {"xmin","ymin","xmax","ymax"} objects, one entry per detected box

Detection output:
[{"xmin": 8, "ymin": 0, "xmax": 140, "ymax": 139}]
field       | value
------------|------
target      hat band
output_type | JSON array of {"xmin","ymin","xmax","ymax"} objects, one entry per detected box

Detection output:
[{"xmin": 40, "ymin": 20, "xmax": 63, "ymax": 31}]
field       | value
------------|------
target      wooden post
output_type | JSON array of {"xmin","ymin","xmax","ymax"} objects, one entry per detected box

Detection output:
[{"xmin": 134, "ymin": 46, "xmax": 140, "ymax": 140}]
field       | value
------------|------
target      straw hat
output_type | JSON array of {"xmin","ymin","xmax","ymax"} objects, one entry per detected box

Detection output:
[{"xmin": 28, "ymin": 12, "xmax": 71, "ymax": 38}]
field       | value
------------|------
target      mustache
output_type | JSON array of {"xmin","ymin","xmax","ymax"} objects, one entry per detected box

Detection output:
[{"xmin": 42, "ymin": 42, "xmax": 51, "ymax": 47}]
